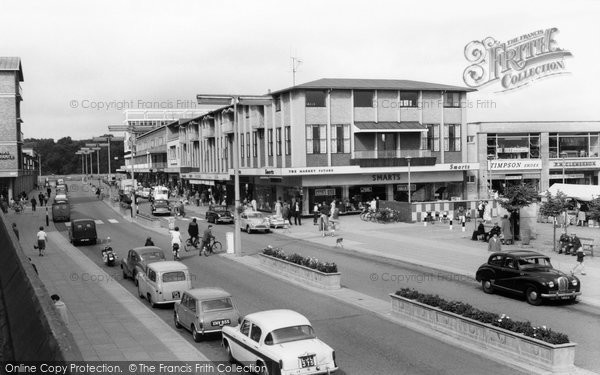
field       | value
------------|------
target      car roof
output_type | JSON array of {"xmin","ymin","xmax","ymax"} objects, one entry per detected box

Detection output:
[
  {"xmin": 147, "ymin": 260, "xmax": 188, "ymax": 272},
  {"xmin": 185, "ymin": 287, "xmax": 231, "ymax": 299},
  {"xmin": 133, "ymin": 246, "xmax": 164, "ymax": 254},
  {"xmin": 500, "ymin": 250, "xmax": 546, "ymax": 258},
  {"xmin": 244, "ymin": 309, "xmax": 311, "ymax": 332},
  {"xmin": 71, "ymin": 219, "xmax": 95, "ymax": 224}
]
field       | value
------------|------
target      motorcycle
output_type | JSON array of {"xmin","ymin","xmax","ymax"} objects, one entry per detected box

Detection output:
[{"xmin": 101, "ymin": 237, "xmax": 117, "ymax": 266}]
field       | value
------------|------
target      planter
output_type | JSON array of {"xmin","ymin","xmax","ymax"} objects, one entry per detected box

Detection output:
[
  {"xmin": 258, "ymin": 254, "xmax": 341, "ymax": 290},
  {"xmin": 390, "ymin": 294, "xmax": 576, "ymax": 373}
]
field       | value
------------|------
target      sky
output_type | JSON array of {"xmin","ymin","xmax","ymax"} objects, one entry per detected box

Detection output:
[{"xmin": 1, "ymin": 0, "xmax": 599, "ymax": 140}]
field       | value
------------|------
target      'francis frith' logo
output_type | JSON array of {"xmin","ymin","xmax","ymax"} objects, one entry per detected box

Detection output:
[{"xmin": 463, "ymin": 28, "xmax": 572, "ymax": 91}]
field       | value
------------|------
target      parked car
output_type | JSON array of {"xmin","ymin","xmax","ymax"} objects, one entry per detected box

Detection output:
[
  {"xmin": 121, "ymin": 246, "xmax": 166, "ymax": 285},
  {"xmin": 475, "ymin": 250, "xmax": 581, "ymax": 306},
  {"xmin": 137, "ymin": 261, "xmax": 192, "ymax": 308},
  {"xmin": 51, "ymin": 200, "xmax": 70, "ymax": 222},
  {"xmin": 205, "ymin": 205, "xmax": 234, "ymax": 224},
  {"xmin": 174, "ymin": 287, "xmax": 240, "ymax": 342},
  {"xmin": 68, "ymin": 219, "xmax": 97, "ymax": 246},
  {"xmin": 151, "ymin": 199, "xmax": 171, "ymax": 216},
  {"xmin": 239, "ymin": 211, "xmax": 270, "ymax": 233},
  {"xmin": 267, "ymin": 215, "xmax": 286, "ymax": 228},
  {"xmin": 151, "ymin": 186, "xmax": 170, "ymax": 202},
  {"xmin": 222, "ymin": 309, "xmax": 338, "ymax": 375},
  {"xmin": 136, "ymin": 187, "xmax": 151, "ymax": 200}
]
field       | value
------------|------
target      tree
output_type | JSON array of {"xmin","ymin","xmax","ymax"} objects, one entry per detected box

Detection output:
[
  {"xmin": 539, "ymin": 190, "xmax": 571, "ymax": 250},
  {"xmin": 498, "ymin": 183, "xmax": 539, "ymax": 241},
  {"xmin": 587, "ymin": 197, "xmax": 600, "ymax": 223}
]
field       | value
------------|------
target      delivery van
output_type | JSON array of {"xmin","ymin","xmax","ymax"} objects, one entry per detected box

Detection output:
[
  {"xmin": 69, "ymin": 219, "xmax": 97, "ymax": 246},
  {"xmin": 52, "ymin": 200, "xmax": 70, "ymax": 222}
]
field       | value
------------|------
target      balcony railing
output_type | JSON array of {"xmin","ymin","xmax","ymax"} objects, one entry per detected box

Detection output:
[{"xmin": 353, "ymin": 149, "xmax": 431, "ymax": 159}]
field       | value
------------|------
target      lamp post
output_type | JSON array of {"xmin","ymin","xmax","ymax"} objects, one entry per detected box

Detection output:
[
  {"xmin": 560, "ymin": 151, "xmax": 568, "ymax": 184},
  {"xmin": 406, "ymin": 156, "xmax": 412, "ymax": 204},
  {"xmin": 196, "ymin": 94, "xmax": 273, "ymax": 257}
]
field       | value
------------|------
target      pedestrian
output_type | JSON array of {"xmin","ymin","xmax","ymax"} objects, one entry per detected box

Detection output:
[
  {"xmin": 319, "ymin": 202, "xmax": 329, "ymax": 232},
  {"xmin": 313, "ymin": 202, "xmax": 320, "ymax": 225},
  {"xmin": 195, "ymin": 191, "xmax": 200, "ymax": 206},
  {"xmin": 572, "ymin": 245, "xmax": 586, "ymax": 275},
  {"xmin": 35, "ymin": 226, "xmax": 47, "ymax": 256},
  {"xmin": 370, "ymin": 198, "xmax": 377, "ymax": 212},
  {"xmin": 30, "ymin": 197, "xmax": 37, "ymax": 211},
  {"xmin": 488, "ymin": 233, "xmax": 502, "ymax": 252},
  {"xmin": 38, "ymin": 192, "xmax": 45, "ymax": 207},
  {"xmin": 144, "ymin": 236, "xmax": 155, "ymax": 246},
  {"xmin": 51, "ymin": 294, "xmax": 69, "ymax": 325},
  {"xmin": 275, "ymin": 198, "xmax": 282, "ymax": 217},
  {"xmin": 293, "ymin": 199, "xmax": 302, "ymax": 225},
  {"xmin": 500, "ymin": 214, "xmax": 513, "ymax": 245},
  {"xmin": 47, "ymin": 187, "xmax": 51, "ymax": 197},
  {"xmin": 12, "ymin": 223, "xmax": 19, "ymax": 240},
  {"xmin": 375, "ymin": 196, "xmax": 380, "ymax": 212},
  {"xmin": 282, "ymin": 202, "xmax": 291, "ymax": 225},
  {"xmin": 44, "ymin": 194, "xmax": 49, "ymax": 206},
  {"xmin": 0, "ymin": 197, "xmax": 7, "ymax": 213}
]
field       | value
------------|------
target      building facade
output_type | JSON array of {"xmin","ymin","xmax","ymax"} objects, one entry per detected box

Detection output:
[
  {"xmin": 467, "ymin": 121, "xmax": 600, "ymax": 200},
  {"xmin": 0, "ymin": 57, "xmax": 37, "ymax": 199}
]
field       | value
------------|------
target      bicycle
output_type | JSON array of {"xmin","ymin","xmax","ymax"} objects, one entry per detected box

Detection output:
[
  {"xmin": 200, "ymin": 238, "xmax": 223, "ymax": 256},
  {"xmin": 360, "ymin": 208, "xmax": 375, "ymax": 222},
  {"xmin": 183, "ymin": 236, "xmax": 200, "ymax": 252}
]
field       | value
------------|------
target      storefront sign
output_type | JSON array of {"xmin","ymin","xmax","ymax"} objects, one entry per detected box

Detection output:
[
  {"xmin": 360, "ymin": 187, "xmax": 372, "ymax": 193},
  {"xmin": 372, "ymin": 174, "xmax": 403, "ymax": 181},
  {"xmin": 396, "ymin": 184, "xmax": 416, "ymax": 191},
  {"xmin": 0, "ymin": 152, "xmax": 15, "ymax": 160},
  {"xmin": 488, "ymin": 159, "xmax": 542, "ymax": 170},
  {"xmin": 315, "ymin": 188, "xmax": 336, "ymax": 196},
  {"xmin": 502, "ymin": 147, "xmax": 529, "ymax": 153},
  {"xmin": 504, "ymin": 175, "xmax": 522, "ymax": 180},
  {"xmin": 550, "ymin": 160, "xmax": 599, "ymax": 169},
  {"xmin": 549, "ymin": 174, "xmax": 585, "ymax": 180},
  {"xmin": 189, "ymin": 179, "xmax": 215, "ymax": 185}
]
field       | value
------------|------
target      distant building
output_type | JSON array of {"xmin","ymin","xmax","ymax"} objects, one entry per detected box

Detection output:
[{"xmin": 0, "ymin": 57, "xmax": 37, "ymax": 199}]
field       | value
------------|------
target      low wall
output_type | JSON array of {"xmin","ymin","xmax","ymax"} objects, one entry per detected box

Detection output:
[
  {"xmin": 0, "ymin": 212, "xmax": 82, "ymax": 361},
  {"xmin": 258, "ymin": 254, "xmax": 341, "ymax": 290}
]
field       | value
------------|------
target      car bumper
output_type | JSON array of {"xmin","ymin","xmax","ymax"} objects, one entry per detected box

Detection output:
[
  {"xmin": 281, "ymin": 365, "xmax": 338, "ymax": 375},
  {"xmin": 216, "ymin": 217, "xmax": 233, "ymax": 223},
  {"xmin": 541, "ymin": 291, "xmax": 581, "ymax": 299}
]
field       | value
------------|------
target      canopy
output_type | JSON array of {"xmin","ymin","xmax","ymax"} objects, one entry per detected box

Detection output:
[{"xmin": 545, "ymin": 183, "xmax": 600, "ymax": 201}]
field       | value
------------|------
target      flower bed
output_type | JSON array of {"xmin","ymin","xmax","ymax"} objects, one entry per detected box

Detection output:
[
  {"xmin": 396, "ymin": 288, "xmax": 568, "ymax": 344},
  {"xmin": 262, "ymin": 247, "xmax": 337, "ymax": 273}
]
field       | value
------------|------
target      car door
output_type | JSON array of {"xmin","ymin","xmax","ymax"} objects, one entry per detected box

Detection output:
[
  {"xmin": 125, "ymin": 250, "xmax": 135, "ymax": 276},
  {"xmin": 178, "ymin": 294, "xmax": 192, "ymax": 328},
  {"xmin": 248, "ymin": 323, "xmax": 263, "ymax": 362},
  {"xmin": 497, "ymin": 256, "xmax": 520, "ymax": 292},
  {"xmin": 231, "ymin": 319, "xmax": 253, "ymax": 362}
]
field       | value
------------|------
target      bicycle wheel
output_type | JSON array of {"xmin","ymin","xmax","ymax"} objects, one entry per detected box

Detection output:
[
  {"xmin": 211, "ymin": 241, "xmax": 222, "ymax": 254},
  {"xmin": 183, "ymin": 239, "xmax": 190, "ymax": 252}
]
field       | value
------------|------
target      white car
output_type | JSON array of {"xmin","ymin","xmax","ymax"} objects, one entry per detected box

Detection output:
[
  {"xmin": 240, "ymin": 211, "xmax": 270, "ymax": 233},
  {"xmin": 222, "ymin": 309, "xmax": 338, "ymax": 375},
  {"xmin": 137, "ymin": 261, "xmax": 192, "ymax": 308}
]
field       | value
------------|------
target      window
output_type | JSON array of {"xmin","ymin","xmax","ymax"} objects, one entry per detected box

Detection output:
[
  {"xmin": 400, "ymin": 91, "xmax": 418, "ymax": 107},
  {"xmin": 246, "ymin": 133, "xmax": 250, "ymax": 158},
  {"xmin": 305, "ymin": 90, "xmax": 326, "ymax": 107},
  {"xmin": 354, "ymin": 90, "xmax": 374, "ymax": 108},
  {"xmin": 240, "ymin": 320, "xmax": 251, "ymax": 336},
  {"xmin": 467, "ymin": 175, "xmax": 476, "ymax": 183},
  {"xmin": 426, "ymin": 124, "xmax": 440, "ymax": 151},
  {"xmin": 250, "ymin": 325, "xmax": 262, "ymax": 342},
  {"xmin": 268, "ymin": 129, "xmax": 273, "ymax": 156},
  {"xmin": 162, "ymin": 271, "xmax": 186, "ymax": 283},
  {"xmin": 306, "ymin": 125, "xmax": 327, "ymax": 154},
  {"xmin": 276, "ymin": 128, "xmax": 282, "ymax": 156},
  {"xmin": 444, "ymin": 92, "xmax": 461, "ymax": 108},
  {"xmin": 284, "ymin": 126, "xmax": 291, "ymax": 155},
  {"xmin": 275, "ymin": 97, "xmax": 281, "ymax": 112},
  {"xmin": 245, "ymin": 106, "xmax": 250, "ymax": 119},
  {"xmin": 444, "ymin": 124, "xmax": 461, "ymax": 152},
  {"xmin": 252, "ymin": 132, "xmax": 258, "ymax": 157},
  {"xmin": 331, "ymin": 124, "xmax": 350, "ymax": 153},
  {"xmin": 488, "ymin": 133, "xmax": 541, "ymax": 159},
  {"xmin": 240, "ymin": 133, "xmax": 244, "ymax": 160},
  {"xmin": 467, "ymin": 135, "xmax": 475, "ymax": 143}
]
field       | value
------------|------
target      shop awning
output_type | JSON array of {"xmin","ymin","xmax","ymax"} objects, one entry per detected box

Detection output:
[
  {"xmin": 353, "ymin": 122, "xmax": 427, "ymax": 132},
  {"xmin": 544, "ymin": 183, "xmax": 600, "ymax": 201}
]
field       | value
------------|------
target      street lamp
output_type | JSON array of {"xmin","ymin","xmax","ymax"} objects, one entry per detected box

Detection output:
[
  {"xmin": 406, "ymin": 156, "xmax": 412, "ymax": 204},
  {"xmin": 560, "ymin": 151, "xmax": 568, "ymax": 184},
  {"xmin": 196, "ymin": 94, "xmax": 273, "ymax": 257}
]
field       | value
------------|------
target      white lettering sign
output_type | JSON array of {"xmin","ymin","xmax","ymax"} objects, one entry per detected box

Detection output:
[{"xmin": 488, "ymin": 159, "xmax": 542, "ymax": 170}]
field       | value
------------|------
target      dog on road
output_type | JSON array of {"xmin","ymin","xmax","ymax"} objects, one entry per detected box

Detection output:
[{"xmin": 335, "ymin": 237, "xmax": 344, "ymax": 248}]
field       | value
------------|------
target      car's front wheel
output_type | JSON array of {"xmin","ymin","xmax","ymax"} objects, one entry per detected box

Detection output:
[
  {"xmin": 122, "ymin": 266, "xmax": 128, "ymax": 279},
  {"xmin": 257, "ymin": 361, "xmax": 270, "ymax": 375},
  {"xmin": 526, "ymin": 286, "xmax": 543, "ymax": 306},
  {"xmin": 148, "ymin": 294, "xmax": 156, "ymax": 308},
  {"xmin": 174, "ymin": 312, "xmax": 182, "ymax": 329},
  {"xmin": 224, "ymin": 340, "xmax": 235, "ymax": 363},
  {"xmin": 482, "ymin": 280, "xmax": 494, "ymax": 294},
  {"xmin": 246, "ymin": 225, "xmax": 252, "ymax": 234}
]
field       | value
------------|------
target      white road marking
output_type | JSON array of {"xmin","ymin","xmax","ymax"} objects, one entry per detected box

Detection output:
[
  {"xmin": 94, "ymin": 220, "xmax": 104, "ymax": 225},
  {"xmin": 107, "ymin": 219, "xmax": 119, "ymax": 224}
]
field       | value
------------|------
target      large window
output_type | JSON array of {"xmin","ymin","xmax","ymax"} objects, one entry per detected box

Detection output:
[
  {"xmin": 274, "ymin": 97, "xmax": 281, "ymax": 112},
  {"xmin": 331, "ymin": 124, "xmax": 350, "ymax": 153},
  {"xmin": 549, "ymin": 132, "xmax": 600, "ymax": 158},
  {"xmin": 354, "ymin": 90, "xmax": 374, "ymax": 108},
  {"xmin": 443, "ymin": 92, "xmax": 461, "ymax": 108},
  {"xmin": 284, "ymin": 126, "xmax": 291, "ymax": 155},
  {"xmin": 305, "ymin": 90, "xmax": 326, "ymax": 107},
  {"xmin": 306, "ymin": 125, "xmax": 326, "ymax": 154},
  {"xmin": 276, "ymin": 128, "xmax": 282, "ymax": 156},
  {"xmin": 267, "ymin": 130, "xmax": 273, "ymax": 156},
  {"xmin": 240, "ymin": 133, "xmax": 245, "ymax": 160},
  {"xmin": 487, "ymin": 133, "xmax": 540, "ymax": 159},
  {"xmin": 246, "ymin": 133, "xmax": 250, "ymax": 158},
  {"xmin": 400, "ymin": 91, "xmax": 418, "ymax": 107},
  {"xmin": 444, "ymin": 124, "xmax": 461, "ymax": 152},
  {"xmin": 252, "ymin": 131, "xmax": 258, "ymax": 157},
  {"xmin": 426, "ymin": 124, "xmax": 440, "ymax": 151}
]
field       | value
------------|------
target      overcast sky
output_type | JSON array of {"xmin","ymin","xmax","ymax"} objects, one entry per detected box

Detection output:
[{"xmin": 2, "ymin": 0, "xmax": 599, "ymax": 140}]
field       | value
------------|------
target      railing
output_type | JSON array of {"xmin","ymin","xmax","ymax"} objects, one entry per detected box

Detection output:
[{"xmin": 353, "ymin": 149, "xmax": 431, "ymax": 159}]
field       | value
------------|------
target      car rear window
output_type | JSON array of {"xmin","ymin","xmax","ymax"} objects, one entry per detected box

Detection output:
[
  {"xmin": 155, "ymin": 201, "xmax": 169, "ymax": 207},
  {"xmin": 266, "ymin": 325, "xmax": 315, "ymax": 345},
  {"xmin": 143, "ymin": 252, "xmax": 163, "ymax": 261},
  {"xmin": 162, "ymin": 271, "xmax": 186, "ymax": 283},
  {"xmin": 201, "ymin": 297, "xmax": 233, "ymax": 312}
]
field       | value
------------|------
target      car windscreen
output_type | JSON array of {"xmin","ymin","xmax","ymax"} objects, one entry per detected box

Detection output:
[
  {"xmin": 162, "ymin": 271, "xmax": 186, "ymax": 283},
  {"xmin": 518, "ymin": 257, "xmax": 553, "ymax": 269},
  {"xmin": 201, "ymin": 297, "xmax": 233, "ymax": 312},
  {"xmin": 142, "ymin": 252, "xmax": 164, "ymax": 261},
  {"xmin": 154, "ymin": 201, "xmax": 169, "ymax": 207},
  {"xmin": 266, "ymin": 325, "xmax": 315, "ymax": 345},
  {"xmin": 247, "ymin": 213, "xmax": 263, "ymax": 219}
]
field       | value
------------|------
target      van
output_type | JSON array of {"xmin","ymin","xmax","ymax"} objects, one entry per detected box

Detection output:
[
  {"xmin": 57, "ymin": 178, "xmax": 64, "ymax": 185},
  {"xmin": 52, "ymin": 201, "xmax": 70, "ymax": 222},
  {"xmin": 69, "ymin": 219, "xmax": 97, "ymax": 245},
  {"xmin": 137, "ymin": 261, "xmax": 192, "ymax": 308},
  {"xmin": 152, "ymin": 186, "xmax": 169, "ymax": 201},
  {"xmin": 56, "ymin": 184, "xmax": 68, "ymax": 195}
]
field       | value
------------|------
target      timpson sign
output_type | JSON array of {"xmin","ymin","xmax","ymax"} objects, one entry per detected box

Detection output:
[{"xmin": 488, "ymin": 159, "xmax": 542, "ymax": 170}]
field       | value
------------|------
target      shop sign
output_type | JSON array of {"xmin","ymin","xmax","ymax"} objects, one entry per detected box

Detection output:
[
  {"xmin": 315, "ymin": 188, "xmax": 336, "ymax": 196},
  {"xmin": 550, "ymin": 160, "xmax": 599, "ymax": 169},
  {"xmin": 396, "ymin": 184, "xmax": 416, "ymax": 191},
  {"xmin": 0, "ymin": 152, "xmax": 15, "ymax": 160},
  {"xmin": 502, "ymin": 147, "xmax": 529, "ymax": 153},
  {"xmin": 549, "ymin": 174, "xmax": 585, "ymax": 180},
  {"xmin": 360, "ymin": 187, "xmax": 372, "ymax": 193},
  {"xmin": 488, "ymin": 159, "xmax": 542, "ymax": 170},
  {"xmin": 372, "ymin": 174, "xmax": 402, "ymax": 181},
  {"xmin": 504, "ymin": 175, "xmax": 522, "ymax": 180}
]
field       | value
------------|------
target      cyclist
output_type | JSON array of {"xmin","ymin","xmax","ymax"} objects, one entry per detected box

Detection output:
[
  {"xmin": 187, "ymin": 218, "xmax": 199, "ymax": 248},
  {"xmin": 170, "ymin": 226, "xmax": 182, "ymax": 260},
  {"xmin": 200, "ymin": 225, "xmax": 215, "ymax": 257}
]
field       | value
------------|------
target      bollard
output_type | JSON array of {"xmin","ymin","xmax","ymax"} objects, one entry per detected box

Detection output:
[
  {"xmin": 45, "ymin": 207, "xmax": 49, "ymax": 227},
  {"xmin": 226, "ymin": 232, "xmax": 234, "ymax": 254},
  {"xmin": 449, "ymin": 220, "xmax": 453, "ymax": 230},
  {"xmin": 462, "ymin": 221, "xmax": 466, "ymax": 232}
]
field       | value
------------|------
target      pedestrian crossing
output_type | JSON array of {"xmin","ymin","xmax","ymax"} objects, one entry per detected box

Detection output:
[{"xmin": 64, "ymin": 219, "xmax": 120, "ymax": 227}]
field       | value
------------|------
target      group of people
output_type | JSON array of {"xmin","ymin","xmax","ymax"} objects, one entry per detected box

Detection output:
[
  {"xmin": 313, "ymin": 199, "xmax": 342, "ymax": 232},
  {"xmin": 472, "ymin": 214, "xmax": 514, "ymax": 251},
  {"xmin": 167, "ymin": 218, "xmax": 215, "ymax": 260},
  {"xmin": 274, "ymin": 197, "xmax": 303, "ymax": 226}
]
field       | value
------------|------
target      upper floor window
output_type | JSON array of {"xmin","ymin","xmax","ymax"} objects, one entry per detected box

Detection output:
[
  {"xmin": 488, "ymin": 133, "xmax": 541, "ymax": 159},
  {"xmin": 246, "ymin": 133, "xmax": 250, "ymax": 158},
  {"xmin": 400, "ymin": 91, "xmax": 418, "ymax": 107},
  {"xmin": 274, "ymin": 97, "xmax": 281, "ymax": 112},
  {"xmin": 268, "ymin": 129, "xmax": 273, "ymax": 156},
  {"xmin": 331, "ymin": 124, "xmax": 350, "ymax": 153},
  {"xmin": 305, "ymin": 90, "xmax": 327, "ymax": 107},
  {"xmin": 444, "ymin": 124, "xmax": 461, "ymax": 152},
  {"xmin": 549, "ymin": 132, "xmax": 600, "ymax": 158},
  {"xmin": 276, "ymin": 128, "xmax": 282, "ymax": 156},
  {"xmin": 306, "ymin": 125, "xmax": 326, "ymax": 154},
  {"xmin": 253, "ymin": 131, "xmax": 258, "ymax": 157},
  {"xmin": 444, "ymin": 92, "xmax": 461, "ymax": 108},
  {"xmin": 245, "ymin": 106, "xmax": 250, "ymax": 119},
  {"xmin": 354, "ymin": 90, "xmax": 374, "ymax": 108},
  {"xmin": 284, "ymin": 126, "xmax": 291, "ymax": 155},
  {"xmin": 426, "ymin": 124, "xmax": 440, "ymax": 151},
  {"xmin": 240, "ymin": 133, "xmax": 245, "ymax": 160}
]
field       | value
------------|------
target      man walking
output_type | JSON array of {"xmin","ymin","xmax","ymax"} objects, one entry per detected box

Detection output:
[
  {"xmin": 38, "ymin": 192, "xmax": 45, "ymax": 207},
  {"xmin": 30, "ymin": 197, "xmax": 37, "ymax": 211},
  {"xmin": 293, "ymin": 199, "xmax": 302, "ymax": 225},
  {"xmin": 572, "ymin": 245, "xmax": 586, "ymax": 275}
]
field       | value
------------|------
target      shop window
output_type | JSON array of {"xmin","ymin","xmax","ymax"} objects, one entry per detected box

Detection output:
[
  {"xmin": 306, "ymin": 125, "xmax": 326, "ymax": 154},
  {"xmin": 426, "ymin": 124, "xmax": 439, "ymax": 151},
  {"xmin": 276, "ymin": 128, "xmax": 282, "ymax": 156},
  {"xmin": 444, "ymin": 124, "xmax": 461, "ymax": 152},
  {"xmin": 284, "ymin": 126, "xmax": 291, "ymax": 155},
  {"xmin": 444, "ymin": 92, "xmax": 461, "ymax": 108},
  {"xmin": 305, "ymin": 90, "xmax": 326, "ymax": 107},
  {"xmin": 400, "ymin": 91, "xmax": 418, "ymax": 107},
  {"xmin": 354, "ymin": 90, "xmax": 374, "ymax": 108},
  {"xmin": 268, "ymin": 129, "xmax": 273, "ymax": 156},
  {"xmin": 331, "ymin": 124, "xmax": 350, "ymax": 153}
]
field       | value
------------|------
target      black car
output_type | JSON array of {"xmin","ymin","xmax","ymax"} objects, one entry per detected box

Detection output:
[
  {"xmin": 205, "ymin": 205, "xmax": 234, "ymax": 224},
  {"xmin": 476, "ymin": 250, "xmax": 581, "ymax": 306},
  {"xmin": 69, "ymin": 219, "xmax": 98, "ymax": 246},
  {"xmin": 151, "ymin": 199, "xmax": 171, "ymax": 216}
]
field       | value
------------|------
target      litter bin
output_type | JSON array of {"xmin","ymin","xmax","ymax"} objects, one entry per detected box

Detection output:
[
  {"xmin": 521, "ymin": 228, "xmax": 531, "ymax": 245},
  {"xmin": 226, "ymin": 232, "xmax": 234, "ymax": 254}
]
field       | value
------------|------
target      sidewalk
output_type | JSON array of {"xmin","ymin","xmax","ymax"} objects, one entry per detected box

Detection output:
[{"xmin": 6, "ymin": 189, "xmax": 208, "ymax": 361}]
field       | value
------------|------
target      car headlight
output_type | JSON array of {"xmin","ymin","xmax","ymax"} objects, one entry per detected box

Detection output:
[
  {"xmin": 547, "ymin": 281, "xmax": 555, "ymax": 288},
  {"xmin": 572, "ymin": 279, "xmax": 578, "ymax": 286}
]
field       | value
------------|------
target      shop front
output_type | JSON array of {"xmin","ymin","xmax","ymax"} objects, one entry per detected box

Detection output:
[
  {"xmin": 487, "ymin": 159, "xmax": 542, "ymax": 194},
  {"xmin": 548, "ymin": 159, "xmax": 600, "ymax": 186}
]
